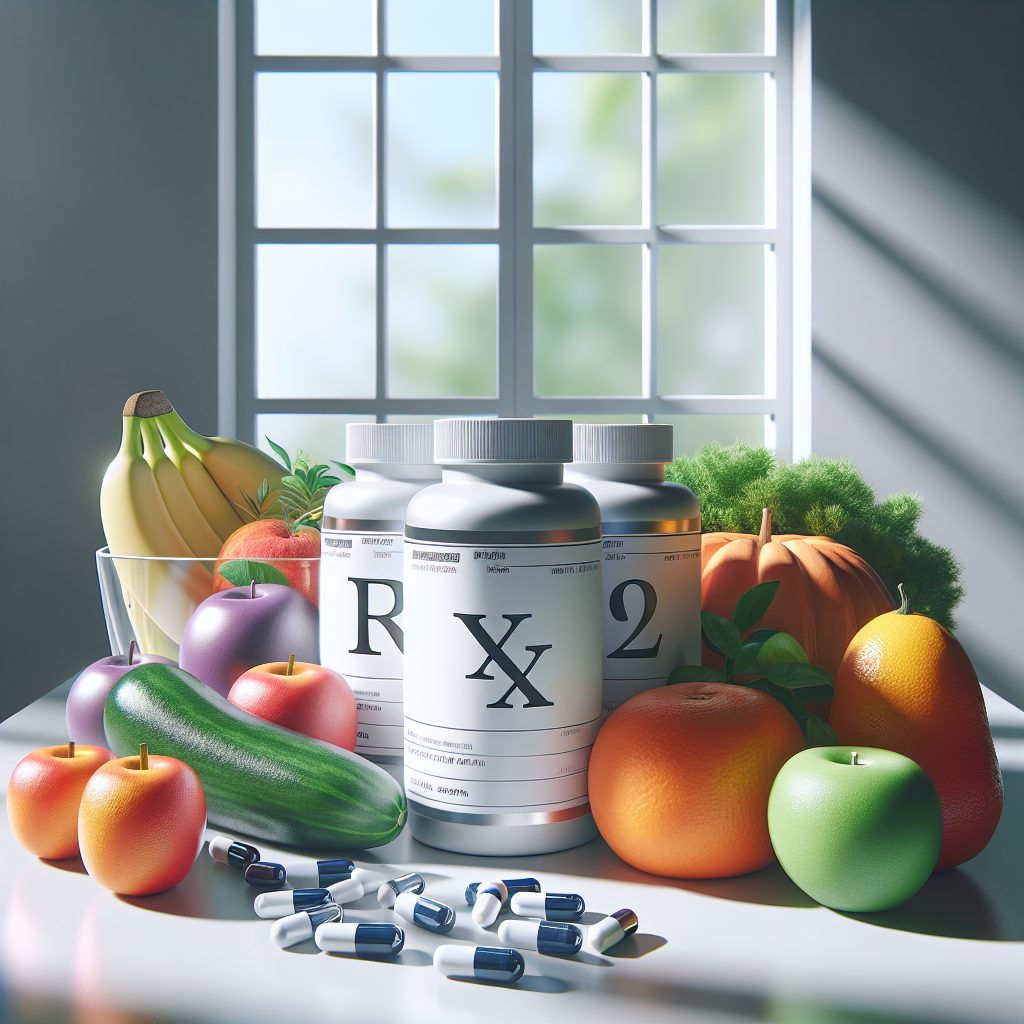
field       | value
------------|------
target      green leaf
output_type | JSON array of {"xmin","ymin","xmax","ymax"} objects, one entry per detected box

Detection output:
[
  {"xmin": 700, "ymin": 610, "xmax": 743, "ymax": 659},
  {"xmin": 256, "ymin": 478, "xmax": 269, "ymax": 504},
  {"xmin": 332, "ymin": 461, "xmax": 355, "ymax": 477},
  {"xmin": 766, "ymin": 662, "xmax": 836, "ymax": 691},
  {"xmin": 667, "ymin": 665, "xmax": 728, "ymax": 685},
  {"xmin": 803, "ymin": 714, "xmax": 839, "ymax": 746},
  {"xmin": 732, "ymin": 642, "xmax": 764, "ymax": 675},
  {"xmin": 265, "ymin": 437, "xmax": 292, "ymax": 472},
  {"xmin": 744, "ymin": 628, "xmax": 781, "ymax": 646},
  {"xmin": 788, "ymin": 683, "xmax": 837, "ymax": 704},
  {"xmin": 731, "ymin": 580, "xmax": 780, "ymax": 632},
  {"xmin": 218, "ymin": 559, "xmax": 290, "ymax": 588}
]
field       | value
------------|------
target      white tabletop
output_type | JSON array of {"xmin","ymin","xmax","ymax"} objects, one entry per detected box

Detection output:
[{"xmin": 1, "ymin": 688, "xmax": 1022, "ymax": 1024}]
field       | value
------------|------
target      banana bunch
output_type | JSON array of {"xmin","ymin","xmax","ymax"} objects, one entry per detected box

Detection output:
[{"xmin": 100, "ymin": 391, "xmax": 288, "ymax": 656}]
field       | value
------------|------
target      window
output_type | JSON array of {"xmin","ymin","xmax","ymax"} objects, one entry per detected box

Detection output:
[{"xmin": 222, "ymin": 0, "xmax": 810, "ymax": 460}]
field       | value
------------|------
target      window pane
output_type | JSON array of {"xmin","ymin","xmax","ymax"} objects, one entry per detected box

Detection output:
[
  {"xmin": 657, "ymin": 244, "xmax": 765, "ymax": 395},
  {"xmin": 388, "ymin": 245, "xmax": 497, "ymax": 397},
  {"xmin": 387, "ymin": 73, "xmax": 497, "ymax": 228},
  {"xmin": 257, "ymin": 245, "xmax": 376, "ymax": 399},
  {"xmin": 657, "ymin": 73, "xmax": 765, "ymax": 225},
  {"xmin": 257, "ymin": 414, "xmax": 374, "ymax": 466},
  {"xmin": 653, "ymin": 414, "xmax": 768, "ymax": 456},
  {"xmin": 533, "ymin": 0, "xmax": 643, "ymax": 54},
  {"xmin": 658, "ymin": 0, "xmax": 767, "ymax": 54},
  {"xmin": 257, "ymin": 73, "xmax": 374, "ymax": 228},
  {"xmin": 534, "ymin": 73, "xmax": 642, "ymax": 226},
  {"xmin": 387, "ymin": 0, "xmax": 495, "ymax": 55},
  {"xmin": 257, "ymin": 0, "xmax": 373, "ymax": 55},
  {"xmin": 535, "ymin": 245, "xmax": 642, "ymax": 396}
]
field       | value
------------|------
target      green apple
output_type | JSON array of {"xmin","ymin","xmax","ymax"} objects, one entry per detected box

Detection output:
[{"xmin": 767, "ymin": 746, "xmax": 942, "ymax": 912}]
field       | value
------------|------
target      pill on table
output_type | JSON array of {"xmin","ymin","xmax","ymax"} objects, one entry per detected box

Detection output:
[
  {"xmin": 315, "ymin": 922, "xmax": 405, "ymax": 959},
  {"xmin": 465, "ymin": 878, "xmax": 541, "ymax": 906},
  {"xmin": 254, "ymin": 888, "xmax": 334, "ymax": 920},
  {"xmin": 510, "ymin": 891, "xmax": 585, "ymax": 921},
  {"xmin": 208, "ymin": 836, "xmax": 260, "ymax": 868},
  {"xmin": 244, "ymin": 862, "xmax": 287, "ymax": 889},
  {"xmin": 377, "ymin": 872, "xmax": 425, "ymax": 909},
  {"xmin": 588, "ymin": 909, "xmax": 639, "ymax": 953},
  {"xmin": 471, "ymin": 881, "xmax": 508, "ymax": 927},
  {"xmin": 327, "ymin": 876, "xmax": 365, "ymax": 904},
  {"xmin": 497, "ymin": 919, "xmax": 583, "ymax": 955},
  {"xmin": 394, "ymin": 892, "xmax": 456, "ymax": 935},
  {"xmin": 270, "ymin": 904, "xmax": 341, "ymax": 949},
  {"xmin": 433, "ymin": 945, "xmax": 525, "ymax": 985},
  {"xmin": 284, "ymin": 858, "xmax": 356, "ymax": 888}
]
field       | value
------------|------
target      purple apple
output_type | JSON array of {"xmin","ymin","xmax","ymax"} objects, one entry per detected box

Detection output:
[
  {"xmin": 178, "ymin": 583, "xmax": 319, "ymax": 696},
  {"xmin": 66, "ymin": 641, "xmax": 176, "ymax": 747}
]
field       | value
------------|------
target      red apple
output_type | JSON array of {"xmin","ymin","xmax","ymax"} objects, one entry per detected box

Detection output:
[
  {"xmin": 7, "ymin": 743, "xmax": 115, "ymax": 859},
  {"xmin": 228, "ymin": 659, "xmax": 357, "ymax": 750},
  {"xmin": 213, "ymin": 520, "xmax": 320, "ymax": 604},
  {"xmin": 78, "ymin": 744, "xmax": 207, "ymax": 896}
]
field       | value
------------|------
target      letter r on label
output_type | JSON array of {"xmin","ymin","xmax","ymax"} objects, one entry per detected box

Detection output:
[{"xmin": 348, "ymin": 578, "xmax": 404, "ymax": 655}]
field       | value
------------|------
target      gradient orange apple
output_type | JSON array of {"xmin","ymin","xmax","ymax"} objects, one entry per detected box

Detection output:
[
  {"xmin": 78, "ymin": 745, "xmax": 207, "ymax": 896},
  {"xmin": 228, "ymin": 658, "xmax": 357, "ymax": 749},
  {"xmin": 7, "ymin": 743, "xmax": 114, "ymax": 859}
]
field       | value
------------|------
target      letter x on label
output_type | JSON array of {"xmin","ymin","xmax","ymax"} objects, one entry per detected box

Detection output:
[{"xmin": 453, "ymin": 613, "xmax": 554, "ymax": 708}]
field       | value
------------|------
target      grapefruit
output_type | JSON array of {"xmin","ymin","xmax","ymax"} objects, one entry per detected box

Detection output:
[{"xmin": 589, "ymin": 682, "xmax": 805, "ymax": 878}]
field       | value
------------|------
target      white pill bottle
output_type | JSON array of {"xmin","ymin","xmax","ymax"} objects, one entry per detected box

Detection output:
[
  {"xmin": 403, "ymin": 418, "xmax": 603, "ymax": 856},
  {"xmin": 566, "ymin": 424, "xmax": 701, "ymax": 715},
  {"xmin": 319, "ymin": 423, "xmax": 440, "ymax": 762}
]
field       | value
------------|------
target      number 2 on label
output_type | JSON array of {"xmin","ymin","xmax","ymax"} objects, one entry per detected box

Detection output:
[{"xmin": 607, "ymin": 579, "xmax": 662, "ymax": 659}]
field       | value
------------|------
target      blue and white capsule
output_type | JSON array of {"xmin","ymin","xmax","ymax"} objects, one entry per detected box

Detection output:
[
  {"xmin": 315, "ymin": 922, "xmax": 405, "ymax": 959},
  {"xmin": 244, "ymin": 862, "xmax": 287, "ymax": 889},
  {"xmin": 510, "ymin": 891, "xmax": 585, "ymax": 921},
  {"xmin": 433, "ymin": 945, "xmax": 525, "ymax": 985},
  {"xmin": 470, "ymin": 880, "xmax": 507, "ymax": 927},
  {"xmin": 209, "ymin": 836, "xmax": 260, "ymax": 869},
  {"xmin": 284, "ymin": 858, "xmax": 355, "ymax": 888},
  {"xmin": 465, "ymin": 878, "xmax": 540, "ymax": 906},
  {"xmin": 588, "ymin": 909, "xmax": 639, "ymax": 952},
  {"xmin": 269, "ymin": 903, "xmax": 341, "ymax": 948},
  {"xmin": 393, "ymin": 892, "xmax": 456, "ymax": 935},
  {"xmin": 254, "ymin": 888, "xmax": 333, "ymax": 920},
  {"xmin": 498, "ymin": 919, "xmax": 583, "ymax": 955},
  {"xmin": 377, "ymin": 872, "xmax": 425, "ymax": 909},
  {"xmin": 326, "ymin": 868, "xmax": 377, "ymax": 905}
]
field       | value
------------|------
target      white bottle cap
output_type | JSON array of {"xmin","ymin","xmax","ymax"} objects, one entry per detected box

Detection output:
[
  {"xmin": 347, "ymin": 423, "xmax": 434, "ymax": 464},
  {"xmin": 573, "ymin": 423, "xmax": 673, "ymax": 464},
  {"xmin": 496, "ymin": 919, "xmax": 538, "ymax": 949},
  {"xmin": 327, "ymin": 877, "xmax": 365, "ymax": 904},
  {"xmin": 270, "ymin": 912, "xmax": 314, "ymax": 949},
  {"xmin": 434, "ymin": 419, "xmax": 572, "ymax": 464},
  {"xmin": 208, "ymin": 836, "xmax": 232, "ymax": 864}
]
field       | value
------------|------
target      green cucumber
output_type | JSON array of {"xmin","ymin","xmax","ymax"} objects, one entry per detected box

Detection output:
[{"xmin": 104, "ymin": 663, "xmax": 406, "ymax": 850}]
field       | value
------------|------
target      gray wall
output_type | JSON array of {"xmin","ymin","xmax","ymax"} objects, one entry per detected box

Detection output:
[
  {"xmin": 811, "ymin": 1, "xmax": 1024, "ymax": 706},
  {"xmin": 0, "ymin": 0, "xmax": 219, "ymax": 719}
]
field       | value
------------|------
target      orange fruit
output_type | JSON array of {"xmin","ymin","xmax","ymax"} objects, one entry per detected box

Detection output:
[
  {"xmin": 589, "ymin": 682, "xmax": 805, "ymax": 878},
  {"xmin": 7, "ymin": 744, "xmax": 113, "ymax": 859},
  {"xmin": 213, "ymin": 520, "xmax": 320, "ymax": 604},
  {"xmin": 829, "ymin": 589, "xmax": 1002, "ymax": 872},
  {"xmin": 78, "ymin": 752, "xmax": 207, "ymax": 895}
]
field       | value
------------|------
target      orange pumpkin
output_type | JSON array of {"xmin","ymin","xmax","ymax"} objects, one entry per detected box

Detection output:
[{"xmin": 701, "ymin": 510, "xmax": 895, "ymax": 687}]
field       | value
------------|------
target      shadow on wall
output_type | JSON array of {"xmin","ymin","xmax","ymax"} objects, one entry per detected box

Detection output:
[{"xmin": 811, "ymin": 81, "xmax": 1024, "ymax": 708}]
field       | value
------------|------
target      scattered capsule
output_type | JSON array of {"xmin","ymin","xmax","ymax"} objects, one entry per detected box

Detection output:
[
  {"xmin": 269, "ymin": 904, "xmax": 341, "ymax": 949},
  {"xmin": 284, "ymin": 858, "xmax": 355, "ymax": 888},
  {"xmin": 465, "ymin": 878, "xmax": 541, "ymax": 906},
  {"xmin": 510, "ymin": 891, "xmax": 585, "ymax": 921},
  {"xmin": 254, "ymin": 888, "xmax": 334, "ymax": 920},
  {"xmin": 315, "ymin": 922, "xmax": 405, "ymax": 959},
  {"xmin": 208, "ymin": 836, "xmax": 260, "ymax": 869},
  {"xmin": 394, "ymin": 892, "xmax": 456, "ymax": 935},
  {"xmin": 327, "ymin": 876, "xmax": 364, "ymax": 905},
  {"xmin": 471, "ymin": 881, "xmax": 508, "ymax": 927},
  {"xmin": 377, "ymin": 872, "xmax": 425, "ymax": 909},
  {"xmin": 498, "ymin": 919, "xmax": 583, "ymax": 956},
  {"xmin": 244, "ymin": 862, "xmax": 287, "ymax": 890},
  {"xmin": 433, "ymin": 945, "xmax": 524, "ymax": 985},
  {"xmin": 588, "ymin": 909, "xmax": 639, "ymax": 953}
]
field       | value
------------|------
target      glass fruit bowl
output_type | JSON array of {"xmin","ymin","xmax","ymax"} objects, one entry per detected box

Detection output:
[{"xmin": 96, "ymin": 547, "xmax": 320, "ymax": 660}]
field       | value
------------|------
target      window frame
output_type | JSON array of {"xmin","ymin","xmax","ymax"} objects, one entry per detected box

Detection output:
[{"xmin": 222, "ymin": 0, "xmax": 811, "ymax": 459}]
